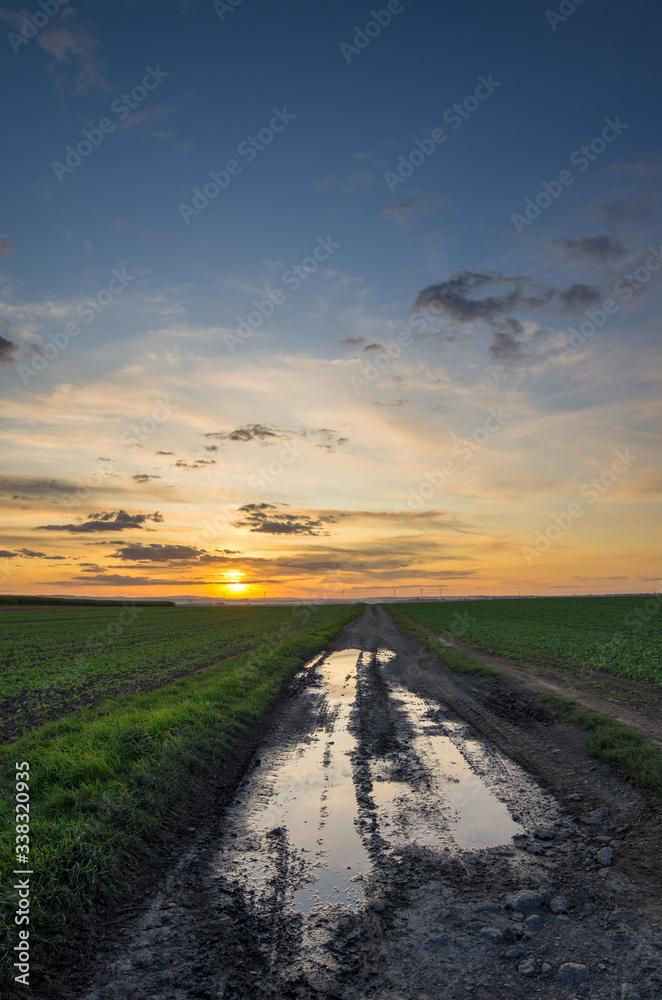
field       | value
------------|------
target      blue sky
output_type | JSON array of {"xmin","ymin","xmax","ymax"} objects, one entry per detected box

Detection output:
[{"xmin": 1, "ymin": 0, "xmax": 661, "ymax": 598}]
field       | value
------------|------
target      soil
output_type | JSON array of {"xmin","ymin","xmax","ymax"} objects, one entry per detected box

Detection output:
[
  {"xmin": 38, "ymin": 607, "xmax": 662, "ymax": 1000},
  {"xmin": 412, "ymin": 620, "xmax": 662, "ymax": 750}
]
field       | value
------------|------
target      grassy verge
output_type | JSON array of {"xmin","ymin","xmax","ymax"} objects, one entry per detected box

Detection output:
[
  {"xmin": 537, "ymin": 692, "xmax": 662, "ymax": 795},
  {"xmin": 389, "ymin": 606, "xmax": 662, "ymax": 796},
  {"xmin": 0, "ymin": 603, "xmax": 362, "ymax": 993},
  {"xmin": 386, "ymin": 607, "xmax": 503, "ymax": 679}
]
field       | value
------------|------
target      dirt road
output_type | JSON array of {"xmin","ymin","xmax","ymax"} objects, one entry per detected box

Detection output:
[{"xmin": 76, "ymin": 606, "xmax": 662, "ymax": 1000}]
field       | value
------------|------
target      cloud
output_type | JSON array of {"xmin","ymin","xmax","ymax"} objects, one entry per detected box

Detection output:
[
  {"xmin": 555, "ymin": 283, "xmax": 603, "ymax": 311},
  {"xmin": 411, "ymin": 269, "xmax": 607, "ymax": 364},
  {"xmin": 339, "ymin": 336, "xmax": 366, "ymax": 349},
  {"xmin": 0, "ymin": 474, "xmax": 82, "ymax": 499},
  {"xmin": 593, "ymin": 194, "xmax": 659, "ymax": 226},
  {"xmin": 382, "ymin": 195, "xmax": 442, "ymax": 231},
  {"xmin": 412, "ymin": 270, "xmax": 556, "ymax": 363},
  {"xmin": 36, "ymin": 510, "xmax": 163, "ymax": 533},
  {"xmin": 116, "ymin": 105, "xmax": 175, "ymax": 130},
  {"xmin": 112, "ymin": 543, "xmax": 203, "ymax": 563},
  {"xmin": 232, "ymin": 503, "xmax": 340, "ymax": 536},
  {"xmin": 607, "ymin": 151, "xmax": 662, "ymax": 177},
  {"xmin": 37, "ymin": 12, "xmax": 107, "ymax": 95},
  {"xmin": 204, "ymin": 423, "xmax": 288, "ymax": 443},
  {"xmin": 70, "ymin": 573, "xmax": 157, "ymax": 585},
  {"xmin": 67, "ymin": 572, "xmax": 223, "ymax": 585},
  {"xmin": 132, "ymin": 474, "xmax": 162, "ymax": 483},
  {"xmin": 0, "ymin": 234, "xmax": 13, "ymax": 255},
  {"xmin": 489, "ymin": 327, "xmax": 527, "ymax": 362},
  {"xmin": 548, "ymin": 235, "xmax": 628, "ymax": 263},
  {"xmin": 0, "ymin": 547, "xmax": 64, "ymax": 560},
  {"xmin": 173, "ymin": 459, "xmax": 216, "ymax": 470},
  {"xmin": 16, "ymin": 548, "xmax": 65, "ymax": 560},
  {"xmin": 156, "ymin": 450, "xmax": 174, "ymax": 455},
  {"xmin": 0, "ymin": 331, "xmax": 19, "ymax": 365},
  {"xmin": 314, "ymin": 174, "xmax": 335, "ymax": 192},
  {"xmin": 341, "ymin": 169, "xmax": 373, "ymax": 194},
  {"xmin": 412, "ymin": 270, "xmax": 553, "ymax": 325}
]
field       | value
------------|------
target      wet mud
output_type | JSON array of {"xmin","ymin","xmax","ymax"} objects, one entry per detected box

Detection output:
[{"xmin": 75, "ymin": 606, "xmax": 662, "ymax": 1000}]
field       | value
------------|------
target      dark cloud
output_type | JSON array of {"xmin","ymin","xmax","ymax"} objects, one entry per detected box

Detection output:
[
  {"xmin": 0, "ymin": 475, "xmax": 81, "ymax": 498},
  {"xmin": 233, "ymin": 503, "xmax": 340, "ymax": 536},
  {"xmin": 173, "ymin": 459, "xmax": 216, "ymax": 469},
  {"xmin": 204, "ymin": 424, "xmax": 287, "ymax": 443},
  {"xmin": 489, "ymin": 330, "xmax": 527, "ymax": 362},
  {"xmin": 156, "ymin": 451, "xmax": 174, "ymax": 455},
  {"xmin": 0, "ymin": 550, "xmax": 18, "ymax": 558},
  {"xmin": 67, "ymin": 573, "xmax": 216, "ymax": 586},
  {"xmin": 112, "ymin": 543, "xmax": 203, "ymax": 563},
  {"xmin": 16, "ymin": 548, "xmax": 65, "ymax": 560},
  {"xmin": 593, "ymin": 194, "xmax": 658, "ymax": 226},
  {"xmin": 555, "ymin": 283, "xmax": 603, "ymax": 311},
  {"xmin": 412, "ymin": 271, "xmax": 553, "ymax": 325},
  {"xmin": 339, "ymin": 337, "xmax": 366, "ymax": 348},
  {"xmin": 71, "ymin": 573, "xmax": 156, "ymax": 585},
  {"xmin": 132, "ymin": 474, "xmax": 162, "ymax": 483},
  {"xmin": 0, "ymin": 322, "xmax": 19, "ymax": 365},
  {"xmin": 203, "ymin": 445, "xmax": 218, "ymax": 451},
  {"xmin": 36, "ymin": 510, "xmax": 163, "ymax": 533},
  {"xmin": 548, "ymin": 235, "xmax": 628, "ymax": 262},
  {"xmin": 412, "ymin": 269, "xmax": 609, "ymax": 364}
]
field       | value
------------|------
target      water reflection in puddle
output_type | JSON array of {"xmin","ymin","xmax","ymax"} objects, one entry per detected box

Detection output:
[
  {"xmin": 214, "ymin": 646, "xmax": 526, "ymax": 916},
  {"xmin": 376, "ymin": 683, "xmax": 522, "ymax": 849},
  {"xmin": 217, "ymin": 649, "xmax": 372, "ymax": 914}
]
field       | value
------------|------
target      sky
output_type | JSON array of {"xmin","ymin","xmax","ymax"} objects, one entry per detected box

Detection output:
[{"xmin": 0, "ymin": 0, "xmax": 660, "ymax": 600}]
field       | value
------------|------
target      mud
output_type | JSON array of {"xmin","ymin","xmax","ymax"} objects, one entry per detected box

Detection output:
[{"xmin": 71, "ymin": 607, "xmax": 662, "ymax": 999}]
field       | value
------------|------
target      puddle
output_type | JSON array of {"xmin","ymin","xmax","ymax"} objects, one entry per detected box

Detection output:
[
  {"xmin": 378, "ymin": 684, "xmax": 522, "ymax": 849},
  {"xmin": 213, "ymin": 649, "xmax": 372, "ymax": 914},
  {"xmin": 212, "ymin": 646, "xmax": 538, "ymax": 919}
]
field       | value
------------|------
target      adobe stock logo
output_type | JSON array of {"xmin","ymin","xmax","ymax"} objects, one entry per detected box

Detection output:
[
  {"xmin": 51, "ymin": 66, "xmax": 170, "ymax": 182},
  {"xmin": 6, "ymin": 0, "xmax": 70, "ymax": 54},
  {"xmin": 521, "ymin": 449, "xmax": 637, "ymax": 565},
  {"xmin": 510, "ymin": 117, "xmax": 627, "ymax": 234},
  {"xmin": 339, "ymin": 1, "xmax": 413, "ymax": 63}
]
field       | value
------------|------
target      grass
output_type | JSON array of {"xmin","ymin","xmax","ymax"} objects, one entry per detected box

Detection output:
[
  {"xmin": 386, "ymin": 607, "xmax": 502, "ymax": 679},
  {"xmin": 0, "ymin": 603, "xmax": 352, "ymax": 734},
  {"xmin": 0, "ymin": 603, "xmax": 362, "ymax": 993},
  {"xmin": 537, "ymin": 692, "xmax": 662, "ymax": 795},
  {"xmin": 392, "ymin": 595, "xmax": 662, "ymax": 683},
  {"xmin": 388, "ymin": 605, "xmax": 662, "ymax": 796}
]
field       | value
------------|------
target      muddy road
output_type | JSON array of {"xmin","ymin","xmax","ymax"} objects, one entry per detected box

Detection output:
[{"xmin": 78, "ymin": 606, "xmax": 662, "ymax": 1000}]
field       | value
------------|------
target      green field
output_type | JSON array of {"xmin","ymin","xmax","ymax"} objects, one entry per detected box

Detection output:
[
  {"xmin": 393, "ymin": 595, "xmax": 662, "ymax": 683},
  {"xmin": 0, "ymin": 603, "xmax": 362, "ymax": 992},
  {"xmin": 0, "ymin": 603, "xmax": 347, "ymax": 734}
]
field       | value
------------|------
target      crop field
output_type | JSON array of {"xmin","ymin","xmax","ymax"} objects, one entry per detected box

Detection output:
[
  {"xmin": 394, "ymin": 595, "xmax": 662, "ymax": 683},
  {"xmin": 0, "ymin": 603, "xmax": 362, "ymax": 990},
  {"xmin": 0, "ymin": 603, "xmax": 353, "ymax": 736}
]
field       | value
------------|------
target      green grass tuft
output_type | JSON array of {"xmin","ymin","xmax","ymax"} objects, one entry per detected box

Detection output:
[
  {"xmin": 537, "ymin": 692, "xmax": 662, "ymax": 794},
  {"xmin": 0, "ymin": 603, "xmax": 363, "ymax": 994},
  {"xmin": 386, "ymin": 607, "xmax": 502, "ymax": 679}
]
